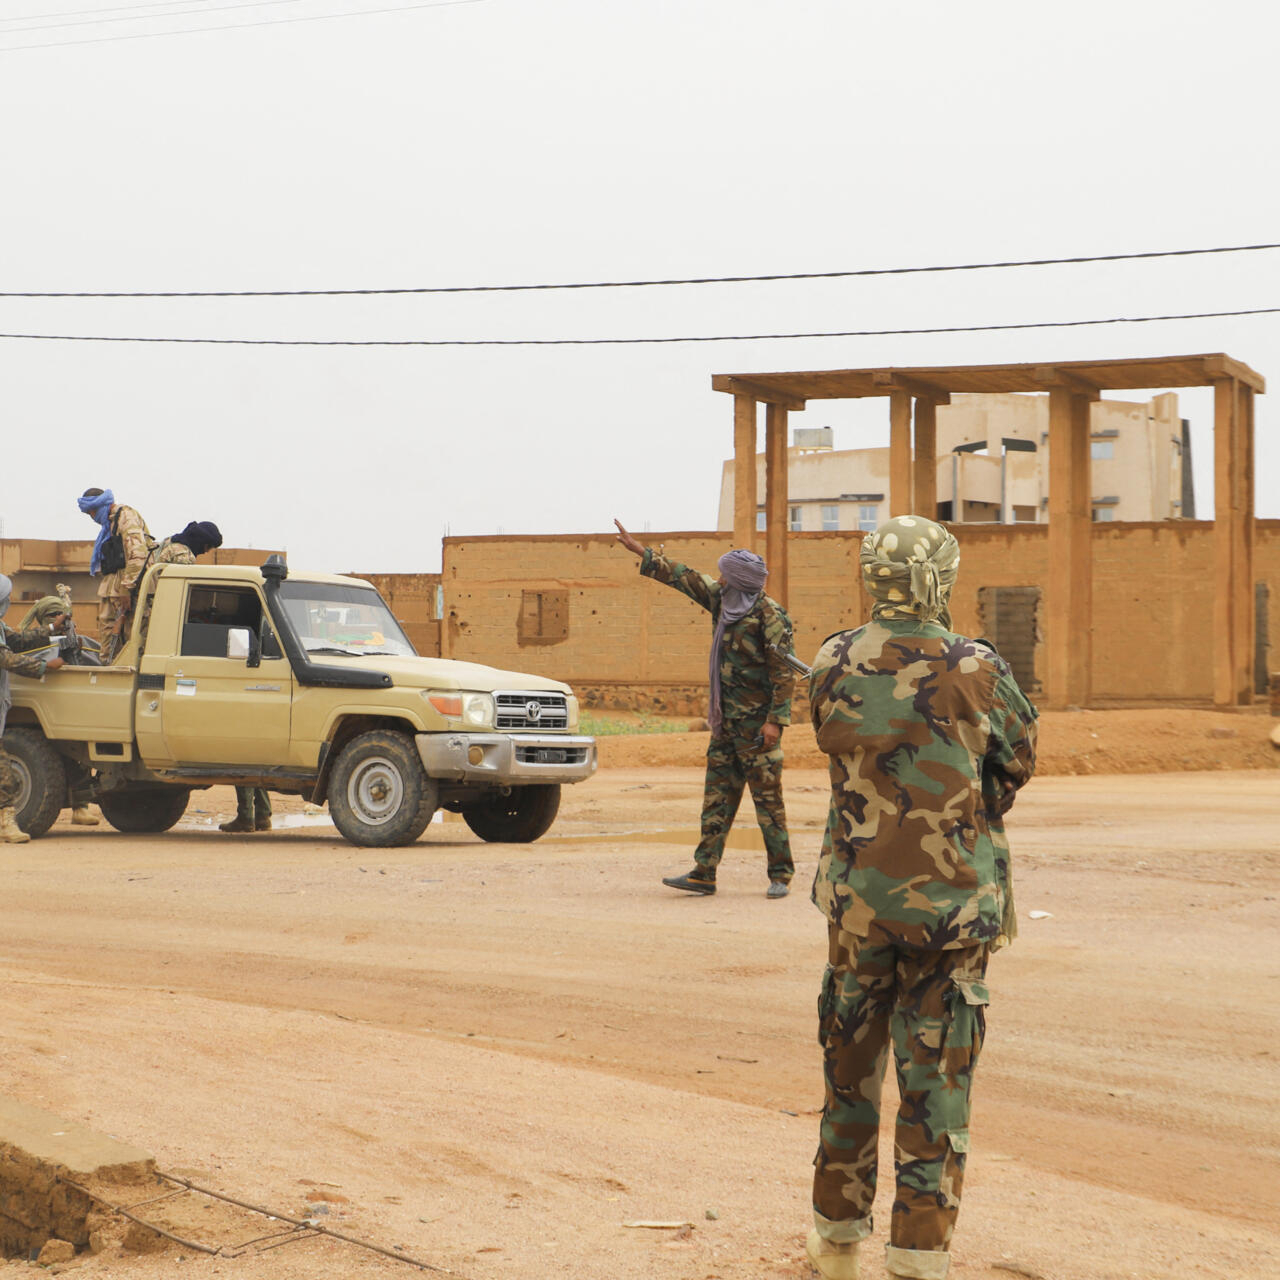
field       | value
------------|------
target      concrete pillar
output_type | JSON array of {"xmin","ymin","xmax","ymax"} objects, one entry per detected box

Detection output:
[
  {"xmin": 1214, "ymin": 378, "xmax": 1256, "ymax": 705},
  {"xmin": 913, "ymin": 398, "xmax": 938, "ymax": 520},
  {"xmin": 765, "ymin": 403, "xmax": 789, "ymax": 606},
  {"xmin": 889, "ymin": 391, "xmax": 913, "ymax": 515},
  {"xmin": 1047, "ymin": 389, "xmax": 1094, "ymax": 707},
  {"xmin": 732, "ymin": 394, "xmax": 757, "ymax": 551}
]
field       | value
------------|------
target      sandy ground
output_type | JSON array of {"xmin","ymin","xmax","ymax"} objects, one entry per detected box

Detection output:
[{"xmin": 1, "ymin": 713, "xmax": 1278, "ymax": 1279}]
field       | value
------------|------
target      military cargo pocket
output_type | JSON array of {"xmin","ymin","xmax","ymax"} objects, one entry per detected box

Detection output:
[
  {"xmin": 947, "ymin": 1128, "xmax": 970, "ymax": 1155},
  {"xmin": 817, "ymin": 964, "xmax": 838, "ymax": 1046},
  {"xmin": 938, "ymin": 975, "xmax": 989, "ymax": 1132}
]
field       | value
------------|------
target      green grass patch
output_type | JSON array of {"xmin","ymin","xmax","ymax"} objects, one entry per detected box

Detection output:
[{"xmin": 580, "ymin": 711, "xmax": 693, "ymax": 737}]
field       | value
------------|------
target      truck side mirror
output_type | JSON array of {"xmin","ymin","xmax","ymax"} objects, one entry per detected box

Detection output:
[{"xmin": 227, "ymin": 627, "xmax": 255, "ymax": 664}]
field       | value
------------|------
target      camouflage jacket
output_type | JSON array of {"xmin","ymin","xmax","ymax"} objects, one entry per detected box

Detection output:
[
  {"xmin": 98, "ymin": 504, "xmax": 155, "ymax": 599},
  {"xmin": 153, "ymin": 538, "xmax": 196, "ymax": 566},
  {"xmin": 639, "ymin": 548, "xmax": 796, "ymax": 728},
  {"xmin": 809, "ymin": 619, "xmax": 1038, "ymax": 949},
  {"xmin": 0, "ymin": 626, "xmax": 51, "ymax": 677}
]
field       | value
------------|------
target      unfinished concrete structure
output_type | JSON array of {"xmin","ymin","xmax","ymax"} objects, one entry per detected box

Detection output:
[{"xmin": 712, "ymin": 355, "xmax": 1263, "ymax": 708}]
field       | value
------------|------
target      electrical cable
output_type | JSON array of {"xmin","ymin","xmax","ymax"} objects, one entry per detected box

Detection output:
[
  {"xmin": 2, "ymin": 0, "xmax": 300, "ymax": 37},
  {"xmin": 4, "ymin": 241, "xmax": 1276, "ymax": 298},
  {"xmin": 0, "ymin": 0, "xmax": 253, "ymax": 23},
  {"xmin": 0, "ymin": 0, "xmax": 482, "ymax": 52},
  {"xmin": 1, "ymin": 304, "xmax": 1278, "ymax": 346}
]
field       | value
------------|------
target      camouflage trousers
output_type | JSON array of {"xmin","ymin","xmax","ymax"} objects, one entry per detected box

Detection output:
[
  {"xmin": 694, "ymin": 729, "xmax": 793, "ymax": 882},
  {"xmin": 813, "ymin": 925, "xmax": 991, "ymax": 1278},
  {"xmin": 0, "ymin": 744, "xmax": 18, "ymax": 809}
]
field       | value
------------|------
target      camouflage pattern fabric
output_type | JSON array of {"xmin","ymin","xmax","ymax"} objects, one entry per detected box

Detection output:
[
  {"xmin": 809, "ymin": 620, "xmax": 1037, "ymax": 948},
  {"xmin": 814, "ymin": 928, "xmax": 989, "ymax": 1274},
  {"xmin": 860, "ymin": 514, "xmax": 960, "ymax": 628},
  {"xmin": 153, "ymin": 538, "xmax": 196, "ymax": 566},
  {"xmin": 808, "ymin": 611, "xmax": 1036, "ymax": 1276},
  {"xmin": 96, "ymin": 504, "xmax": 155, "ymax": 643},
  {"xmin": 694, "ymin": 732, "xmax": 792, "ymax": 881},
  {"xmin": 639, "ymin": 549, "xmax": 795, "ymax": 729},
  {"xmin": 640, "ymin": 548, "xmax": 797, "ymax": 880},
  {"xmin": 0, "ymin": 637, "xmax": 49, "ymax": 808}
]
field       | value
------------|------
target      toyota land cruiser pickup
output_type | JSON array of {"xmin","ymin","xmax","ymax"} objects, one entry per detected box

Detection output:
[{"xmin": 4, "ymin": 555, "xmax": 596, "ymax": 847}]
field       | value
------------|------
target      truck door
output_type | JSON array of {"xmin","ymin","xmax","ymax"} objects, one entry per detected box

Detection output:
[{"xmin": 160, "ymin": 583, "xmax": 293, "ymax": 765}]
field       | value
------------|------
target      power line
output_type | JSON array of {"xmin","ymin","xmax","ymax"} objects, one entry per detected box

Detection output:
[
  {"xmin": 0, "ymin": 0, "xmax": 252, "ymax": 23},
  {"xmin": 0, "ymin": 0, "xmax": 482, "ymax": 53},
  {"xmin": 2, "ymin": 0, "xmax": 300, "ymax": 37},
  {"xmin": 2, "ymin": 305, "xmax": 1278, "ymax": 346},
  {"xmin": 4, "ymin": 241, "xmax": 1277, "ymax": 297}
]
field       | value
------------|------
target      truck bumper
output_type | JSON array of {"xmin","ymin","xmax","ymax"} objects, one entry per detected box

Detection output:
[{"xmin": 415, "ymin": 733, "xmax": 597, "ymax": 784}]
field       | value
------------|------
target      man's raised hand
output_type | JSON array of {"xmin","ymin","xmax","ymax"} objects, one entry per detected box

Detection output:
[{"xmin": 614, "ymin": 519, "xmax": 645, "ymax": 557}]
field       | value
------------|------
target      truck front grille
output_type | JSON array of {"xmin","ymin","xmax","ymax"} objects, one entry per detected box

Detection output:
[{"xmin": 494, "ymin": 691, "xmax": 569, "ymax": 731}]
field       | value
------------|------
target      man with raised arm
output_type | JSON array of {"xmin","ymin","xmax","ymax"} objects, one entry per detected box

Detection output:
[{"xmin": 615, "ymin": 519, "xmax": 796, "ymax": 898}]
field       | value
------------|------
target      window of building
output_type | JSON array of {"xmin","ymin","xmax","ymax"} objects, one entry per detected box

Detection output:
[
  {"xmin": 756, "ymin": 510, "xmax": 767, "ymax": 532},
  {"xmin": 821, "ymin": 504, "xmax": 840, "ymax": 531},
  {"xmin": 789, "ymin": 506, "xmax": 803, "ymax": 532},
  {"xmin": 1092, "ymin": 506, "xmax": 1115, "ymax": 522},
  {"xmin": 857, "ymin": 504, "xmax": 878, "ymax": 532},
  {"xmin": 518, "ymin": 589, "xmax": 569, "ymax": 644},
  {"xmin": 1091, "ymin": 440, "xmax": 1115, "ymax": 460}
]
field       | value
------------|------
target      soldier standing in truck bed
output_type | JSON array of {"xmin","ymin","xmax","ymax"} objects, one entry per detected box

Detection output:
[
  {"xmin": 77, "ymin": 487, "xmax": 156, "ymax": 663},
  {"xmin": 614, "ymin": 519, "xmax": 797, "ymax": 898}
]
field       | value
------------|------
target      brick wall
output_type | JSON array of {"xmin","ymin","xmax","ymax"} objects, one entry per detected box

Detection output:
[
  {"xmin": 432, "ymin": 523, "xmax": 1280, "ymax": 708},
  {"xmin": 352, "ymin": 571, "xmax": 442, "ymax": 658}
]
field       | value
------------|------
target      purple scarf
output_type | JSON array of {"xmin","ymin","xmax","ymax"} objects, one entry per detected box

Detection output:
[{"xmin": 708, "ymin": 549, "xmax": 768, "ymax": 734}]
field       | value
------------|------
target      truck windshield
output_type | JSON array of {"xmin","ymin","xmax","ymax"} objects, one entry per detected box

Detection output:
[{"xmin": 275, "ymin": 582, "xmax": 417, "ymax": 657}]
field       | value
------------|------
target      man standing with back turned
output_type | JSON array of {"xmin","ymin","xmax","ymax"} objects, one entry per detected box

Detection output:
[
  {"xmin": 805, "ymin": 515, "xmax": 1037, "ymax": 1280},
  {"xmin": 614, "ymin": 519, "xmax": 797, "ymax": 898}
]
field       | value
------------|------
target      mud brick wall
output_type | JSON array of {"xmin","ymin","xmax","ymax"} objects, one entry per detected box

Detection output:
[{"xmin": 435, "ymin": 523, "xmax": 1280, "ymax": 708}]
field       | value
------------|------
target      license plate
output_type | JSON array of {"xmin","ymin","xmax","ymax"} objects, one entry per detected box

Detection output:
[{"xmin": 534, "ymin": 748, "xmax": 567, "ymax": 764}]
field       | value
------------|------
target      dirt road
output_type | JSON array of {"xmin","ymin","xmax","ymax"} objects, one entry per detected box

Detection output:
[{"xmin": 1, "ymin": 766, "xmax": 1277, "ymax": 1279}]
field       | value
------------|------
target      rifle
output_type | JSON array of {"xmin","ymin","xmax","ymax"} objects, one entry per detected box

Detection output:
[{"xmin": 767, "ymin": 642, "xmax": 812, "ymax": 678}]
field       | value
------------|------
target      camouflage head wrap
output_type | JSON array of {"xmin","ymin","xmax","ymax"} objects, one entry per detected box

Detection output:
[
  {"xmin": 860, "ymin": 514, "xmax": 960, "ymax": 628},
  {"xmin": 17, "ymin": 596, "xmax": 68, "ymax": 631}
]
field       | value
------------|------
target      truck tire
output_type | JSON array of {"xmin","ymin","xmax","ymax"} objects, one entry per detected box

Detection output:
[
  {"xmin": 328, "ymin": 730, "xmax": 437, "ymax": 848},
  {"xmin": 97, "ymin": 787, "xmax": 190, "ymax": 834},
  {"xmin": 462, "ymin": 783, "xmax": 561, "ymax": 844},
  {"xmin": 3, "ymin": 727, "xmax": 67, "ymax": 839}
]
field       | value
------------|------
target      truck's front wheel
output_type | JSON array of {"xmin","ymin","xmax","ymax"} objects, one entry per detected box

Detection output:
[
  {"xmin": 329, "ymin": 730, "xmax": 437, "ymax": 847},
  {"xmin": 98, "ymin": 787, "xmax": 190, "ymax": 834},
  {"xmin": 3, "ymin": 727, "xmax": 67, "ymax": 838},
  {"xmin": 462, "ymin": 783, "xmax": 561, "ymax": 843}
]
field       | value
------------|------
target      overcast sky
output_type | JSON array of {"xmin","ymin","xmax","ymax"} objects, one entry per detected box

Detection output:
[{"xmin": 2, "ymin": 0, "xmax": 1277, "ymax": 571}]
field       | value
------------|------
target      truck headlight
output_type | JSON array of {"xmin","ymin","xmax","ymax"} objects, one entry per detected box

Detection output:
[
  {"xmin": 565, "ymin": 694, "xmax": 580, "ymax": 731},
  {"xmin": 462, "ymin": 692, "xmax": 493, "ymax": 726},
  {"xmin": 425, "ymin": 690, "xmax": 493, "ymax": 727}
]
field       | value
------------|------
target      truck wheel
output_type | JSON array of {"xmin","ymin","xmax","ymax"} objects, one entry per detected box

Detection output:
[
  {"xmin": 97, "ymin": 788, "xmax": 190, "ymax": 834},
  {"xmin": 328, "ymin": 730, "xmax": 437, "ymax": 847},
  {"xmin": 3, "ymin": 728, "xmax": 67, "ymax": 838},
  {"xmin": 462, "ymin": 783, "xmax": 561, "ymax": 844}
]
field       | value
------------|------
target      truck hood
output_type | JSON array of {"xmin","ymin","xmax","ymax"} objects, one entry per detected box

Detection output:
[{"xmin": 326, "ymin": 654, "xmax": 573, "ymax": 695}]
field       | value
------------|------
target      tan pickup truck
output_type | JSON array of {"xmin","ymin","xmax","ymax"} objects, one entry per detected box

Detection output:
[{"xmin": 5, "ymin": 555, "xmax": 596, "ymax": 847}]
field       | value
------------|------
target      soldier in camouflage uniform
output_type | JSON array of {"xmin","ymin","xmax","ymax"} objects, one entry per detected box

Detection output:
[
  {"xmin": 614, "ymin": 520, "xmax": 797, "ymax": 898},
  {"xmin": 78, "ymin": 487, "xmax": 156, "ymax": 663},
  {"xmin": 0, "ymin": 575, "xmax": 66, "ymax": 843},
  {"xmin": 805, "ymin": 515, "xmax": 1037, "ymax": 1280}
]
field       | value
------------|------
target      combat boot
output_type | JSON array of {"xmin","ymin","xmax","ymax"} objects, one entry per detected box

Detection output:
[
  {"xmin": 254, "ymin": 815, "xmax": 272, "ymax": 832},
  {"xmin": 806, "ymin": 1229, "xmax": 859, "ymax": 1279},
  {"xmin": 71, "ymin": 806, "xmax": 100, "ymax": 826},
  {"xmin": 219, "ymin": 815, "xmax": 255, "ymax": 833},
  {"xmin": 0, "ymin": 807, "xmax": 31, "ymax": 845}
]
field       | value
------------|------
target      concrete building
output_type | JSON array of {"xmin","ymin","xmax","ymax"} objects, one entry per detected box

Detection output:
[{"xmin": 717, "ymin": 392, "xmax": 1190, "ymax": 532}]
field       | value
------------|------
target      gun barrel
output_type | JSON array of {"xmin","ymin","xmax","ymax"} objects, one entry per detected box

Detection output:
[{"xmin": 768, "ymin": 643, "xmax": 812, "ymax": 678}]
